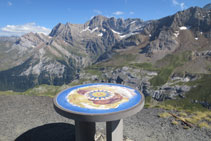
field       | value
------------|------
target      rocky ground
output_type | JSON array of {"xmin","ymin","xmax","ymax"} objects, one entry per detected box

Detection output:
[{"xmin": 0, "ymin": 95, "xmax": 210, "ymax": 141}]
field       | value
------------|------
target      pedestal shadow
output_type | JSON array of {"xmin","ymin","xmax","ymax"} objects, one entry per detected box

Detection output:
[{"xmin": 15, "ymin": 122, "xmax": 75, "ymax": 141}]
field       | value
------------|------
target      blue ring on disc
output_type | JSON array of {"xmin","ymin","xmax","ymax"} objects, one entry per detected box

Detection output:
[{"xmin": 56, "ymin": 83, "xmax": 142, "ymax": 114}]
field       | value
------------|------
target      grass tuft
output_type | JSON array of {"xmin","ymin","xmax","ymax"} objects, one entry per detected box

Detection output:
[
  {"xmin": 179, "ymin": 112, "xmax": 188, "ymax": 117},
  {"xmin": 185, "ymin": 117, "xmax": 198, "ymax": 125},
  {"xmin": 158, "ymin": 112, "xmax": 171, "ymax": 118},
  {"xmin": 171, "ymin": 120, "xmax": 179, "ymax": 125},
  {"xmin": 198, "ymin": 122, "xmax": 210, "ymax": 128}
]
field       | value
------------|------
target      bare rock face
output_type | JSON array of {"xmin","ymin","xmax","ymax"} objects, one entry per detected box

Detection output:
[
  {"xmin": 98, "ymin": 6, "xmax": 211, "ymax": 62},
  {"xmin": 140, "ymin": 6, "xmax": 211, "ymax": 59},
  {"xmin": 144, "ymin": 30, "xmax": 179, "ymax": 58},
  {"xmin": 203, "ymin": 3, "xmax": 211, "ymax": 10},
  {"xmin": 0, "ymin": 32, "xmax": 80, "ymax": 91}
]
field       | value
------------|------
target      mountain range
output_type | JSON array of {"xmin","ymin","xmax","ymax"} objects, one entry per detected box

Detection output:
[{"xmin": 0, "ymin": 4, "xmax": 210, "ymax": 92}]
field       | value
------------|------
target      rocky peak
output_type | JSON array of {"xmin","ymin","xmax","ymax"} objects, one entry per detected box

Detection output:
[
  {"xmin": 146, "ymin": 6, "xmax": 211, "ymax": 40},
  {"xmin": 125, "ymin": 18, "xmax": 144, "ymax": 23},
  {"xmin": 136, "ymin": 6, "xmax": 211, "ymax": 59},
  {"xmin": 88, "ymin": 15, "xmax": 108, "ymax": 28},
  {"xmin": 170, "ymin": 6, "xmax": 211, "ymax": 34},
  {"xmin": 203, "ymin": 3, "xmax": 211, "ymax": 10},
  {"xmin": 49, "ymin": 23, "xmax": 65, "ymax": 37},
  {"xmin": 15, "ymin": 32, "xmax": 49, "ymax": 49},
  {"xmin": 49, "ymin": 22, "xmax": 74, "ymax": 43},
  {"xmin": 105, "ymin": 17, "xmax": 126, "ymax": 31},
  {"xmin": 21, "ymin": 32, "xmax": 48, "ymax": 41}
]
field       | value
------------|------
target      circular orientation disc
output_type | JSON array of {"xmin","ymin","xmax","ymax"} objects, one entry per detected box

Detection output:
[{"xmin": 54, "ymin": 83, "xmax": 145, "ymax": 122}]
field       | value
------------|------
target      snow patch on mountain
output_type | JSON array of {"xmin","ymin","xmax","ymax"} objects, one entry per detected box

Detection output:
[
  {"xmin": 98, "ymin": 33, "xmax": 103, "ymax": 37},
  {"xmin": 80, "ymin": 26, "xmax": 90, "ymax": 33},
  {"xmin": 120, "ymin": 33, "xmax": 138, "ymax": 39},
  {"xmin": 111, "ymin": 29, "xmax": 121, "ymax": 35},
  {"xmin": 174, "ymin": 31, "xmax": 179, "ymax": 37},
  {"xmin": 90, "ymin": 27, "xmax": 98, "ymax": 33},
  {"xmin": 179, "ymin": 26, "xmax": 189, "ymax": 30},
  {"xmin": 130, "ymin": 21, "xmax": 136, "ymax": 25},
  {"xmin": 80, "ymin": 26, "xmax": 99, "ymax": 33}
]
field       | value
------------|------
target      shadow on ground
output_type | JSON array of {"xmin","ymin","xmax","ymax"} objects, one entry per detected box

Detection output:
[{"xmin": 15, "ymin": 123, "xmax": 75, "ymax": 141}]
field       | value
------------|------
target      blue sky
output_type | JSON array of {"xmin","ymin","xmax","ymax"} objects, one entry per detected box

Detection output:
[{"xmin": 0, "ymin": 0, "xmax": 210, "ymax": 36}]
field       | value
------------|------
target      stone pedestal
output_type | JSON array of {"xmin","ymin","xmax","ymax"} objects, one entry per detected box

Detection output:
[
  {"xmin": 75, "ymin": 121, "xmax": 96, "ymax": 141},
  {"xmin": 106, "ymin": 119, "xmax": 123, "ymax": 141}
]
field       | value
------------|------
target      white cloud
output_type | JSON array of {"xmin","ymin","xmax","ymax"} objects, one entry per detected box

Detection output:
[
  {"xmin": 180, "ymin": 3, "xmax": 185, "ymax": 10},
  {"xmin": 172, "ymin": 0, "xmax": 179, "ymax": 5},
  {"xmin": 93, "ymin": 9, "xmax": 102, "ymax": 15},
  {"xmin": 8, "ymin": 1, "xmax": 12, "ymax": 6},
  {"xmin": 129, "ymin": 11, "xmax": 134, "ymax": 15},
  {"xmin": 172, "ymin": 0, "xmax": 186, "ymax": 10},
  {"xmin": 0, "ymin": 23, "xmax": 51, "ymax": 36},
  {"xmin": 113, "ymin": 11, "xmax": 124, "ymax": 16}
]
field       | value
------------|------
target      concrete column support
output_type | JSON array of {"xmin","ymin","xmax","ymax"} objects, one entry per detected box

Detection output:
[
  {"xmin": 75, "ymin": 120, "xmax": 96, "ymax": 141},
  {"xmin": 106, "ymin": 119, "xmax": 123, "ymax": 141}
]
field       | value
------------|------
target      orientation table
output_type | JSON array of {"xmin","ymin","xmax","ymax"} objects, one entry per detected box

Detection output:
[{"xmin": 54, "ymin": 83, "xmax": 145, "ymax": 141}]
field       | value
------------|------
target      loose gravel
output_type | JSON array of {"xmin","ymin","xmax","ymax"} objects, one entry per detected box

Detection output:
[{"xmin": 0, "ymin": 95, "xmax": 210, "ymax": 141}]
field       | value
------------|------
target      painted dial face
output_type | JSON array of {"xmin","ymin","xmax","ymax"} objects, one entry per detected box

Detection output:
[
  {"xmin": 56, "ymin": 83, "xmax": 142, "ymax": 114},
  {"xmin": 85, "ymin": 90, "xmax": 114, "ymax": 100}
]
